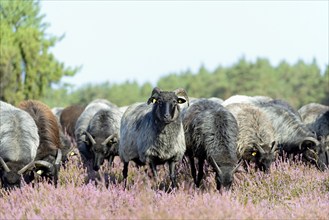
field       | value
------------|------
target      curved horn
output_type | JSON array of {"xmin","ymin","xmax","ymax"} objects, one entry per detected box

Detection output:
[
  {"xmin": 209, "ymin": 156, "xmax": 222, "ymax": 175},
  {"xmin": 0, "ymin": 157, "xmax": 10, "ymax": 172},
  {"xmin": 84, "ymin": 130, "xmax": 96, "ymax": 145},
  {"xmin": 299, "ymin": 137, "xmax": 319, "ymax": 150},
  {"xmin": 232, "ymin": 160, "xmax": 243, "ymax": 173},
  {"xmin": 34, "ymin": 160, "xmax": 54, "ymax": 169},
  {"xmin": 102, "ymin": 133, "xmax": 118, "ymax": 145},
  {"xmin": 271, "ymin": 141, "xmax": 277, "ymax": 153},
  {"xmin": 174, "ymin": 88, "xmax": 189, "ymax": 106},
  {"xmin": 255, "ymin": 144, "xmax": 265, "ymax": 154},
  {"xmin": 55, "ymin": 149, "xmax": 62, "ymax": 165},
  {"xmin": 17, "ymin": 160, "xmax": 36, "ymax": 175}
]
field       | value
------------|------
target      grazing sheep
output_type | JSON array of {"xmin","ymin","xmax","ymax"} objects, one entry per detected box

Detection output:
[
  {"xmin": 226, "ymin": 103, "xmax": 277, "ymax": 173},
  {"xmin": 84, "ymin": 106, "xmax": 123, "ymax": 171},
  {"xmin": 119, "ymin": 87, "xmax": 189, "ymax": 188},
  {"xmin": 256, "ymin": 101, "xmax": 325, "ymax": 171},
  {"xmin": 298, "ymin": 103, "xmax": 329, "ymax": 138},
  {"xmin": 18, "ymin": 100, "xmax": 62, "ymax": 185},
  {"xmin": 0, "ymin": 101, "xmax": 40, "ymax": 189},
  {"xmin": 182, "ymin": 99, "xmax": 240, "ymax": 191},
  {"xmin": 75, "ymin": 99, "xmax": 116, "ymax": 162},
  {"xmin": 298, "ymin": 103, "xmax": 329, "ymax": 168}
]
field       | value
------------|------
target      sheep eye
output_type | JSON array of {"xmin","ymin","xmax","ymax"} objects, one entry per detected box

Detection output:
[
  {"xmin": 152, "ymin": 98, "xmax": 157, "ymax": 103},
  {"xmin": 252, "ymin": 152, "xmax": 257, "ymax": 156}
]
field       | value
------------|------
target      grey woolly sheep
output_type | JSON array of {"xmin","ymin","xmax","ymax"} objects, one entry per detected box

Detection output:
[
  {"xmin": 0, "ymin": 101, "xmax": 39, "ymax": 189},
  {"xmin": 84, "ymin": 106, "xmax": 123, "ymax": 171},
  {"xmin": 182, "ymin": 99, "xmax": 240, "ymax": 191},
  {"xmin": 75, "ymin": 99, "xmax": 116, "ymax": 162},
  {"xmin": 226, "ymin": 103, "xmax": 277, "ymax": 173},
  {"xmin": 119, "ymin": 87, "xmax": 189, "ymax": 188}
]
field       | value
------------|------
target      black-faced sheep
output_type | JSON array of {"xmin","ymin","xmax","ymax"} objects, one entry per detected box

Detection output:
[
  {"xmin": 298, "ymin": 103, "xmax": 329, "ymax": 168},
  {"xmin": 182, "ymin": 99, "xmax": 240, "ymax": 191},
  {"xmin": 225, "ymin": 103, "xmax": 277, "ymax": 173},
  {"xmin": 84, "ymin": 106, "xmax": 123, "ymax": 171},
  {"xmin": 75, "ymin": 99, "xmax": 117, "ymax": 162},
  {"xmin": 119, "ymin": 87, "xmax": 189, "ymax": 188}
]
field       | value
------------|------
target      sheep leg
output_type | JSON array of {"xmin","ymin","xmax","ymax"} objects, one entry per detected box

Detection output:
[
  {"xmin": 108, "ymin": 155, "xmax": 114, "ymax": 168},
  {"xmin": 169, "ymin": 160, "xmax": 177, "ymax": 188},
  {"xmin": 196, "ymin": 158, "xmax": 205, "ymax": 187},
  {"xmin": 123, "ymin": 162, "xmax": 129, "ymax": 188},
  {"xmin": 149, "ymin": 160, "xmax": 158, "ymax": 178},
  {"xmin": 188, "ymin": 154, "xmax": 197, "ymax": 184}
]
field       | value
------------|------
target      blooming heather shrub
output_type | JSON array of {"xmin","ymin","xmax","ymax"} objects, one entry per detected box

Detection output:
[{"xmin": 0, "ymin": 158, "xmax": 328, "ymax": 219}]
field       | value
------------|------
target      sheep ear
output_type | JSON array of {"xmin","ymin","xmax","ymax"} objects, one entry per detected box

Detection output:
[
  {"xmin": 174, "ymin": 88, "xmax": 189, "ymax": 106},
  {"xmin": 177, "ymin": 98, "xmax": 187, "ymax": 104},
  {"xmin": 147, "ymin": 87, "xmax": 161, "ymax": 104},
  {"xmin": 147, "ymin": 97, "xmax": 157, "ymax": 105}
]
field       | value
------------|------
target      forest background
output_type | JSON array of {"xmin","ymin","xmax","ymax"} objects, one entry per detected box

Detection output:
[{"xmin": 1, "ymin": 1, "xmax": 328, "ymax": 109}]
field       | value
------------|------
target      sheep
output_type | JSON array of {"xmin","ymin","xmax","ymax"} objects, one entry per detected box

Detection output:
[
  {"xmin": 222, "ymin": 95, "xmax": 272, "ymax": 106},
  {"xmin": 0, "ymin": 101, "xmax": 40, "ymax": 189},
  {"xmin": 298, "ymin": 103, "xmax": 329, "ymax": 168},
  {"xmin": 298, "ymin": 103, "xmax": 329, "ymax": 138},
  {"xmin": 60, "ymin": 104, "xmax": 85, "ymax": 142},
  {"xmin": 182, "ymin": 99, "xmax": 240, "ymax": 191},
  {"xmin": 18, "ymin": 100, "xmax": 62, "ymax": 185},
  {"xmin": 74, "ymin": 99, "xmax": 116, "ymax": 162},
  {"xmin": 255, "ymin": 101, "xmax": 325, "ymax": 171},
  {"xmin": 119, "ymin": 87, "xmax": 189, "ymax": 188},
  {"xmin": 225, "ymin": 103, "xmax": 277, "ymax": 173},
  {"xmin": 84, "ymin": 106, "xmax": 123, "ymax": 171}
]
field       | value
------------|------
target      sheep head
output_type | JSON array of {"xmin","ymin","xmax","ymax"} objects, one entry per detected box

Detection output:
[{"xmin": 147, "ymin": 87, "xmax": 189, "ymax": 124}]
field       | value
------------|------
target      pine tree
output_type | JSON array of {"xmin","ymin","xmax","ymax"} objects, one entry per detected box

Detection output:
[{"xmin": 0, "ymin": 0, "xmax": 79, "ymax": 105}]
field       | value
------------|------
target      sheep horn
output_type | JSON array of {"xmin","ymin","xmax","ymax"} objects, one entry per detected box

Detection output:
[
  {"xmin": 17, "ymin": 160, "xmax": 36, "ymax": 175},
  {"xmin": 34, "ymin": 160, "xmax": 54, "ymax": 169},
  {"xmin": 84, "ymin": 131, "xmax": 96, "ymax": 145},
  {"xmin": 55, "ymin": 149, "xmax": 62, "ymax": 165},
  {"xmin": 174, "ymin": 88, "xmax": 189, "ymax": 106},
  {"xmin": 271, "ymin": 141, "xmax": 277, "ymax": 153},
  {"xmin": 232, "ymin": 160, "xmax": 243, "ymax": 173},
  {"xmin": 209, "ymin": 156, "xmax": 222, "ymax": 175},
  {"xmin": 299, "ymin": 137, "xmax": 319, "ymax": 150},
  {"xmin": 0, "ymin": 157, "xmax": 10, "ymax": 172},
  {"xmin": 255, "ymin": 144, "xmax": 265, "ymax": 154},
  {"xmin": 102, "ymin": 133, "xmax": 118, "ymax": 145}
]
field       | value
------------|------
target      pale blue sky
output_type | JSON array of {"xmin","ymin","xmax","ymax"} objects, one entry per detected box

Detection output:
[{"xmin": 41, "ymin": 1, "xmax": 328, "ymax": 88}]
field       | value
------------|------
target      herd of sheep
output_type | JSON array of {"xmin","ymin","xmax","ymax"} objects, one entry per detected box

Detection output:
[{"xmin": 0, "ymin": 87, "xmax": 328, "ymax": 191}]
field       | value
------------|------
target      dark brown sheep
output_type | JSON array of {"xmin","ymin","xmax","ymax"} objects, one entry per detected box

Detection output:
[
  {"xmin": 18, "ymin": 100, "xmax": 62, "ymax": 185},
  {"xmin": 60, "ymin": 104, "xmax": 86, "ymax": 141}
]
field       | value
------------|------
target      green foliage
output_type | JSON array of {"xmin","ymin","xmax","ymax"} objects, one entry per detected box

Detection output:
[
  {"xmin": 41, "ymin": 57, "xmax": 328, "ymax": 109},
  {"xmin": 0, "ymin": 0, "xmax": 79, "ymax": 105}
]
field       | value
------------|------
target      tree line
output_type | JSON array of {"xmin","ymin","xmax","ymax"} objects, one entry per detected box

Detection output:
[{"xmin": 41, "ymin": 57, "xmax": 329, "ymax": 109}]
